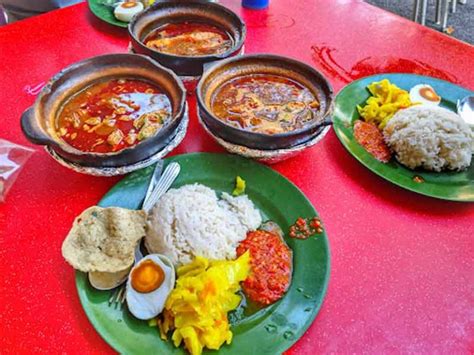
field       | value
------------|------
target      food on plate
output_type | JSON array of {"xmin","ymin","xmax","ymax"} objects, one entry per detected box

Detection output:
[
  {"xmin": 289, "ymin": 217, "xmax": 324, "ymax": 239},
  {"xmin": 409, "ymin": 84, "xmax": 441, "ymax": 106},
  {"xmin": 56, "ymin": 78, "xmax": 171, "ymax": 153},
  {"xmin": 236, "ymin": 230, "xmax": 292, "ymax": 305},
  {"xmin": 353, "ymin": 120, "xmax": 392, "ymax": 162},
  {"xmin": 88, "ymin": 266, "xmax": 132, "ymax": 290},
  {"xmin": 413, "ymin": 175, "xmax": 424, "ymax": 183},
  {"xmin": 211, "ymin": 74, "xmax": 321, "ymax": 134},
  {"xmin": 357, "ymin": 79, "xmax": 413, "ymax": 129},
  {"xmin": 114, "ymin": 1, "xmax": 144, "ymax": 22},
  {"xmin": 63, "ymin": 175, "xmax": 306, "ymax": 351},
  {"xmin": 259, "ymin": 220, "xmax": 284, "ymax": 237},
  {"xmin": 146, "ymin": 184, "xmax": 262, "ymax": 266},
  {"xmin": 126, "ymin": 254, "xmax": 175, "ymax": 320},
  {"xmin": 354, "ymin": 79, "xmax": 472, "ymax": 171},
  {"xmin": 131, "ymin": 259, "xmax": 164, "ymax": 293},
  {"xmin": 144, "ymin": 22, "xmax": 233, "ymax": 56},
  {"xmin": 232, "ymin": 175, "xmax": 246, "ymax": 196},
  {"xmin": 158, "ymin": 252, "xmax": 250, "ymax": 355},
  {"xmin": 61, "ymin": 206, "xmax": 146, "ymax": 272},
  {"xmin": 383, "ymin": 106, "xmax": 472, "ymax": 171}
]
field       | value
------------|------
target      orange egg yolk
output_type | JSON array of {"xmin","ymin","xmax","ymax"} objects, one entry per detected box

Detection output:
[
  {"xmin": 419, "ymin": 87, "xmax": 440, "ymax": 102},
  {"xmin": 122, "ymin": 1, "xmax": 139, "ymax": 8},
  {"xmin": 131, "ymin": 260, "xmax": 165, "ymax": 293}
]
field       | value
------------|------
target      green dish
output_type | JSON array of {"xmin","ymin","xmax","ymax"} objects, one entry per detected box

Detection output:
[
  {"xmin": 75, "ymin": 153, "xmax": 330, "ymax": 354},
  {"xmin": 88, "ymin": 0, "xmax": 128, "ymax": 28},
  {"xmin": 333, "ymin": 73, "xmax": 474, "ymax": 202}
]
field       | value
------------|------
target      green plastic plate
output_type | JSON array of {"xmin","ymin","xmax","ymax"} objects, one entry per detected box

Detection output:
[
  {"xmin": 333, "ymin": 73, "xmax": 474, "ymax": 202},
  {"xmin": 75, "ymin": 153, "xmax": 330, "ymax": 354},
  {"xmin": 88, "ymin": 0, "xmax": 128, "ymax": 28}
]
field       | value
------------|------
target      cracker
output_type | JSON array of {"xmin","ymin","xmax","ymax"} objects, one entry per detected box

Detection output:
[{"xmin": 62, "ymin": 206, "xmax": 146, "ymax": 272}]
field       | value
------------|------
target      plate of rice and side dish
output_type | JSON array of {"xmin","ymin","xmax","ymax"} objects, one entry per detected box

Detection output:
[
  {"xmin": 61, "ymin": 153, "xmax": 330, "ymax": 354},
  {"xmin": 88, "ymin": 0, "xmax": 154, "ymax": 28},
  {"xmin": 333, "ymin": 73, "xmax": 474, "ymax": 201}
]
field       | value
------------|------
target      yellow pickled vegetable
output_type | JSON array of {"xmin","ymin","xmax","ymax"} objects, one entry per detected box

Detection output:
[
  {"xmin": 232, "ymin": 176, "xmax": 246, "ymax": 196},
  {"xmin": 158, "ymin": 252, "xmax": 250, "ymax": 355},
  {"xmin": 357, "ymin": 79, "xmax": 413, "ymax": 129}
]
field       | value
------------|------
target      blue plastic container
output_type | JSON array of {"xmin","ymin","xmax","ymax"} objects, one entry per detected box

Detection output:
[{"xmin": 242, "ymin": 0, "xmax": 269, "ymax": 10}]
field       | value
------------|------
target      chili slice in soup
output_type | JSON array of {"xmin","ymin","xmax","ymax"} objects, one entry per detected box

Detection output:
[
  {"xmin": 144, "ymin": 22, "xmax": 232, "ymax": 56},
  {"xmin": 56, "ymin": 79, "xmax": 171, "ymax": 153},
  {"xmin": 211, "ymin": 74, "xmax": 320, "ymax": 135}
]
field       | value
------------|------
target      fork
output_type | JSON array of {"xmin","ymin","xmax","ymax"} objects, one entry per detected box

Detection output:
[
  {"xmin": 108, "ymin": 243, "xmax": 144, "ymax": 308},
  {"xmin": 107, "ymin": 162, "xmax": 181, "ymax": 308},
  {"xmin": 108, "ymin": 284, "xmax": 126, "ymax": 308}
]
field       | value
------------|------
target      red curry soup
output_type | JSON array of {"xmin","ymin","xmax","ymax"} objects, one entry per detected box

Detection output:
[
  {"xmin": 56, "ymin": 78, "xmax": 171, "ymax": 153},
  {"xmin": 211, "ymin": 74, "xmax": 320, "ymax": 135},
  {"xmin": 144, "ymin": 22, "xmax": 232, "ymax": 56}
]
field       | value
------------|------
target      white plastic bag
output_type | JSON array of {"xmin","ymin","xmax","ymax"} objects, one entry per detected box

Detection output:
[{"xmin": 0, "ymin": 139, "xmax": 34, "ymax": 202}]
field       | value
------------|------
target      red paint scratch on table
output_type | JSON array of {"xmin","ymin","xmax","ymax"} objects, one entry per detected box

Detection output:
[
  {"xmin": 23, "ymin": 82, "xmax": 46, "ymax": 96},
  {"xmin": 311, "ymin": 44, "xmax": 459, "ymax": 84}
]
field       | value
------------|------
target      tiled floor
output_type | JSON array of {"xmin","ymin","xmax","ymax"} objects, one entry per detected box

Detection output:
[{"xmin": 365, "ymin": 0, "xmax": 473, "ymax": 44}]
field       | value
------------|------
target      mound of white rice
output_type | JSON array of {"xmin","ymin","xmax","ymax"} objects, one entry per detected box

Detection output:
[
  {"xmin": 145, "ymin": 183, "xmax": 262, "ymax": 266},
  {"xmin": 383, "ymin": 106, "xmax": 472, "ymax": 172}
]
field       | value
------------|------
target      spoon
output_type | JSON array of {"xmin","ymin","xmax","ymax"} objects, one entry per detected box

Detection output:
[
  {"xmin": 142, "ymin": 162, "xmax": 181, "ymax": 213},
  {"xmin": 457, "ymin": 95, "xmax": 474, "ymax": 126},
  {"xmin": 135, "ymin": 161, "xmax": 181, "ymax": 264}
]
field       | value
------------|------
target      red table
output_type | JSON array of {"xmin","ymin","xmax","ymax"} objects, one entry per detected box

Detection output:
[{"xmin": 1, "ymin": 1, "xmax": 473, "ymax": 353}]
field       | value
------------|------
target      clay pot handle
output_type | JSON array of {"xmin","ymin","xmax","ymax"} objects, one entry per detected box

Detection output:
[{"xmin": 20, "ymin": 107, "xmax": 54, "ymax": 146}]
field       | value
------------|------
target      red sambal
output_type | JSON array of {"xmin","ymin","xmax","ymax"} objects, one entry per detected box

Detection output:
[
  {"xmin": 289, "ymin": 217, "xmax": 323, "ymax": 240},
  {"xmin": 236, "ymin": 230, "xmax": 292, "ymax": 305},
  {"xmin": 353, "ymin": 120, "xmax": 392, "ymax": 163}
]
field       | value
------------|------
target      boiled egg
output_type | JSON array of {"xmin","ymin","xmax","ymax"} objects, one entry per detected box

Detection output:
[
  {"xmin": 126, "ymin": 254, "xmax": 175, "ymax": 320},
  {"xmin": 114, "ymin": 1, "xmax": 144, "ymax": 23},
  {"xmin": 409, "ymin": 84, "xmax": 441, "ymax": 106}
]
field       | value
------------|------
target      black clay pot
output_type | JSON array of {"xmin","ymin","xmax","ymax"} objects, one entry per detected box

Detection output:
[
  {"xmin": 196, "ymin": 54, "xmax": 334, "ymax": 150},
  {"xmin": 21, "ymin": 54, "xmax": 186, "ymax": 168},
  {"xmin": 128, "ymin": 0, "xmax": 246, "ymax": 77}
]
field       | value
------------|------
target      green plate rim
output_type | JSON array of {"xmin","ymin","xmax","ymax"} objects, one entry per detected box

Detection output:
[
  {"xmin": 87, "ymin": 0, "xmax": 129, "ymax": 28},
  {"xmin": 74, "ymin": 152, "xmax": 331, "ymax": 354},
  {"xmin": 332, "ymin": 73, "xmax": 474, "ymax": 202}
]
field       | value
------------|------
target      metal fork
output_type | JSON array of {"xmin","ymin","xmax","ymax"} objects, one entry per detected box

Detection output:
[
  {"xmin": 108, "ymin": 243, "xmax": 144, "ymax": 308},
  {"xmin": 108, "ymin": 284, "xmax": 126, "ymax": 307},
  {"xmin": 142, "ymin": 162, "xmax": 180, "ymax": 213},
  {"xmin": 107, "ymin": 162, "xmax": 181, "ymax": 308}
]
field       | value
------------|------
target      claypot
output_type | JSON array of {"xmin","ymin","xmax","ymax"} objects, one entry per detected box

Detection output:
[
  {"xmin": 128, "ymin": 0, "xmax": 246, "ymax": 77},
  {"xmin": 196, "ymin": 54, "xmax": 334, "ymax": 150},
  {"xmin": 21, "ymin": 53, "xmax": 186, "ymax": 168}
]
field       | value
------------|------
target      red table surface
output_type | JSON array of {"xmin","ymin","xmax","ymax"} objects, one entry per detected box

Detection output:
[{"xmin": 1, "ymin": 1, "xmax": 473, "ymax": 353}]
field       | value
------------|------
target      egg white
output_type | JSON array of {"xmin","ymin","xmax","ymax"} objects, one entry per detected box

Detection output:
[
  {"xmin": 409, "ymin": 84, "xmax": 441, "ymax": 106},
  {"xmin": 114, "ymin": 1, "xmax": 144, "ymax": 23},
  {"xmin": 126, "ymin": 254, "xmax": 175, "ymax": 320}
]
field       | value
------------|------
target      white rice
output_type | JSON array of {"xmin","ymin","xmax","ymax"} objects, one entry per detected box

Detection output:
[
  {"xmin": 145, "ymin": 183, "xmax": 262, "ymax": 266},
  {"xmin": 383, "ymin": 106, "xmax": 472, "ymax": 172}
]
